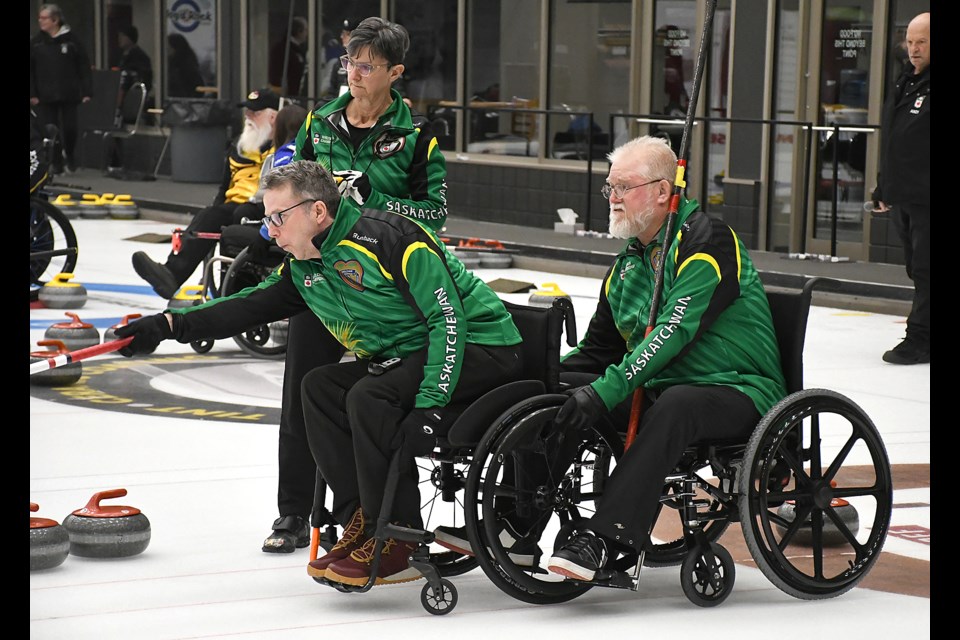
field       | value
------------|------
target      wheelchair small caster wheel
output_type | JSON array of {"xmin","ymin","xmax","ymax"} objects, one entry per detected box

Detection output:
[
  {"xmin": 421, "ymin": 578, "xmax": 457, "ymax": 615},
  {"xmin": 680, "ymin": 542, "xmax": 735, "ymax": 607},
  {"xmin": 191, "ymin": 339, "xmax": 214, "ymax": 353}
]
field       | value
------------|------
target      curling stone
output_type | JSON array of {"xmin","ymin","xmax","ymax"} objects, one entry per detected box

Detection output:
[
  {"xmin": 30, "ymin": 339, "xmax": 82, "ymax": 386},
  {"xmin": 30, "ymin": 503, "xmax": 70, "ymax": 571},
  {"xmin": 62, "ymin": 488, "xmax": 151, "ymax": 558},
  {"xmin": 104, "ymin": 313, "xmax": 143, "ymax": 342},
  {"xmin": 77, "ymin": 193, "xmax": 111, "ymax": 219},
  {"xmin": 44, "ymin": 312, "xmax": 100, "ymax": 351},
  {"xmin": 167, "ymin": 284, "xmax": 205, "ymax": 309},
  {"xmin": 52, "ymin": 193, "xmax": 80, "ymax": 219},
  {"xmin": 107, "ymin": 194, "xmax": 140, "ymax": 220},
  {"xmin": 479, "ymin": 252, "xmax": 513, "ymax": 268},
  {"xmin": 38, "ymin": 272, "xmax": 88, "ymax": 309},
  {"xmin": 775, "ymin": 495, "xmax": 860, "ymax": 546},
  {"xmin": 451, "ymin": 248, "xmax": 482, "ymax": 270},
  {"xmin": 528, "ymin": 282, "xmax": 571, "ymax": 308}
]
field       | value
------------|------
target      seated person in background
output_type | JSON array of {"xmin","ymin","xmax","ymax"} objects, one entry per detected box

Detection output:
[
  {"xmin": 543, "ymin": 135, "xmax": 787, "ymax": 581},
  {"xmin": 220, "ymin": 102, "xmax": 309, "ymax": 262},
  {"xmin": 131, "ymin": 87, "xmax": 279, "ymax": 298},
  {"xmin": 116, "ymin": 160, "xmax": 524, "ymax": 587}
]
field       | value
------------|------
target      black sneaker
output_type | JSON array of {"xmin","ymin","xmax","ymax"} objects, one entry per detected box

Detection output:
[
  {"xmin": 882, "ymin": 338, "xmax": 930, "ymax": 365},
  {"xmin": 433, "ymin": 521, "xmax": 542, "ymax": 566},
  {"xmin": 132, "ymin": 251, "xmax": 180, "ymax": 299},
  {"xmin": 262, "ymin": 515, "xmax": 310, "ymax": 553},
  {"xmin": 547, "ymin": 530, "xmax": 607, "ymax": 581}
]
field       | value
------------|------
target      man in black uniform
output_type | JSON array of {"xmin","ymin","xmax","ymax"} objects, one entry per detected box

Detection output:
[{"xmin": 871, "ymin": 11, "xmax": 930, "ymax": 365}]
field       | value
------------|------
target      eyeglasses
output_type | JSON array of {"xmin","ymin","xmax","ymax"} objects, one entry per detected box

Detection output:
[
  {"xmin": 339, "ymin": 55, "xmax": 393, "ymax": 77},
  {"xmin": 601, "ymin": 179, "xmax": 664, "ymax": 199},
  {"xmin": 262, "ymin": 199, "xmax": 315, "ymax": 227}
]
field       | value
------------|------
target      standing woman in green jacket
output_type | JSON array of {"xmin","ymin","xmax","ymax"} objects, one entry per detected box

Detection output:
[{"xmin": 259, "ymin": 16, "xmax": 450, "ymax": 555}]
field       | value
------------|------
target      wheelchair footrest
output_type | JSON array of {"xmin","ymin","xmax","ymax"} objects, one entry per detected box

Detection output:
[
  {"xmin": 382, "ymin": 522, "xmax": 435, "ymax": 545},
  {"xmin": 588, "ymin": 569, "xmax": 636, "ymax": 590}
]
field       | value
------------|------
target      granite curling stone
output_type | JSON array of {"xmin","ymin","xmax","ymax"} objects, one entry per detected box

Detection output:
[
  {"xmin": 30, "ymin": 340, "xmax": 82, "ymax": 386},
  {"xmin": 38, "ymin": 273, "xmax": 88, "ymax": 309},
  {"xmin": 62, "ymin": 488, "xmax": 151, "ymax": 558},
  {"xmin": 30, "ymin": 502, "xmax": 70, "ymax": 571},
  {"xmin": 775, "ymin": 497, "xmax": 860, "ymax": 546},
  {"xmin": 44, "ymin": 312, "xmax": 100, "ymax": 351}
]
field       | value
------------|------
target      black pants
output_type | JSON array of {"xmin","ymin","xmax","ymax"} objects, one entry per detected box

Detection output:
[
  {"xmin": 164, "ymin": 201, "xmax": 263, "ymax": 285},
  {"xmin": 582, "ymin": 383, "xmax": 760, "ymax": 552},
  {"xmin": 34, "ymin": 101, "xmax": 80, "ymax": 168},
  {"xmin": 891, "ymin": 202, "xmax": 930, "ymax": 348},
  {"xmin": 276, "ymin": 313, "xmax": 345, "ymax": 520},
  {"xmin": 302, "ymin": 343, "xmax": 523, "ymax": 529}
]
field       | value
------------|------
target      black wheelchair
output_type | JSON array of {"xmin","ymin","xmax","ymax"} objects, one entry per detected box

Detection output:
[
  {"xmin": 307, "ymin": 297, "xmax": 579, "ymax": 614},
  {"xmin": 30, "ymin": 120, "xmax": 79, "ymax": 302},
  {"xmin": 461, "ymin": 276, "xmax": 893, "ymax": 608},
  {"xmin": 176, "ymin": 223, "xmax": 289, "ymax": 359}
]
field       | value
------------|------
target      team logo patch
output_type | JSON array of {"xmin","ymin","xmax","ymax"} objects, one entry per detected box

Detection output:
[
  {"xmin": 914, "ymin": 95, "xmax": 925, "ymax": 109},
  {"xmin": 650, "ymin": 246, "xmax": 663, "ymax": 270},
  {"xmin": 374, "ymin": 132, "xmax": 405, "ymax": 159},
  {"xmin": 335, "ymin": 260, "xmax": 365, "ymax": 291}
]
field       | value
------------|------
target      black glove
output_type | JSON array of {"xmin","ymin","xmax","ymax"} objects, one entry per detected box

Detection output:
[
  {"xmin": 114, "ymin": 313, "xmax": 173, "ymax": 357},
  {"xmin": 333, "ymin": 170, "xmax": 372, "ymax": 206},
  {"xmin": 554, "ymin": 385, "xmax": 607, "ymax": 431}
]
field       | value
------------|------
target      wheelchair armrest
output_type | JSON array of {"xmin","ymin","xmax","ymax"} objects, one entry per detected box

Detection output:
[{"xmin": 445, "ymin": 379, "xmax": 546, "ymax": 447}]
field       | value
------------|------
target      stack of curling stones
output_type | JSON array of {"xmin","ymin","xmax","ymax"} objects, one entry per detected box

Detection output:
[
  {"xmin": 30, "ymin": 339, "xmax": 82, "ymax": 386},
  {"xmin": 44, "ymin": 312, "xmax": 100, "ymax": 351},
  {"xmin": 269, "ymin": 318, "xmax": 290, "ymax": 345},
  {"xmin": 457, "ymin": 238, "xmax": 513, "ymax": 269},
  {"xmin": 62, "ymin": 488, "xmax": 151, "ymax": 558},
  {"xmin": 38, "ymin": 272, "xmax": 88, "ymax": 309},
  {"xmin": 774, "ymin": 480, "xmax": 860, "ymax": 546},
  {"xmin": 30, "ymin": 502, "xmax": 70, "ymax": 571},
  {"xmin": 528, "ymin": 282, "xmax": 572, "ymax": 308}
]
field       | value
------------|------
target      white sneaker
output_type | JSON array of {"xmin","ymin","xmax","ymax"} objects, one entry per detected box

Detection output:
[{"xmin": 433, "ymin": 521, "xmax": 541, "ymax": 566}]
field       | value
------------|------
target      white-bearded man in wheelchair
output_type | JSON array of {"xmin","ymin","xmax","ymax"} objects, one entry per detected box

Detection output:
[{"xmin": 546, "ymin": 136, "xmax": 787, "ymax": 581}]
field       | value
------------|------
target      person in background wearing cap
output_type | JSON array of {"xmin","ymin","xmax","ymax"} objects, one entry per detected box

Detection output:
[
  {"xmin": 130, "ymin": 88, "xmax": 280, "ymax": 298},
  {"xmin": 324, "ymin": 18, "xmax": 359, "ymax": 100}
]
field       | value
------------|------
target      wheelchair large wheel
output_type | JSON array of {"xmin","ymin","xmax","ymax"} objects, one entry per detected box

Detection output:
[
  {"xmin": 30, "ymin": 196, "xmax": 78, "ymax": 301},
  {"xmin": 739, "ymin": 388, "xmax": 892, "ymax": 600},
  {"xmin": 417, "ymin": 453, "xmax": 479, "ymax": 577},
  {"xmin": 219, "ymin": 247, "xmax": 287, "ymax": 359},
  {"xmin": 464, "ymin": 394, "xmax": 623, "ymax": 605}
]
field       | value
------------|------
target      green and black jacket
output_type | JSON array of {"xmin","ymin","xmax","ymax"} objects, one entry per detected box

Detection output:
[
  {"xmin": 294, "ymin": 88, "xmax": 448, "ymax": 231},
  {"xmin": 167, "ymin": 200, "xmax": 520, "ymax": 410},
  {"xmin": 562, "ymin": 199, "xmax": 787, "ymax": 415}
]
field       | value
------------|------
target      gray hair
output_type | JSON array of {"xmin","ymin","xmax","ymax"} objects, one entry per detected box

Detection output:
[
  {"xmin": 40, "ymin": 4, "xmax": 63, "ymax": 25},
  {"xmin": 346, "ymin": 17, "xmax": 410, "ymax": 66},
  {"xmin": 261, "ymin": 160, "xmax": 340, "ymax": 218},
  {"xmin": 607, "ymin": 135, "xmax": 677, "ymax": 182}
]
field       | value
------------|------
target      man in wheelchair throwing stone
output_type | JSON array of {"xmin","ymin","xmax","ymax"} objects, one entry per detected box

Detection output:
[
  {"xmin": 115, "ymin": 160, "xmax": 524, "ymax": 586},
  {"xmin": 543, "ymin": 135, "xmax": 788, "ymax": 580}
]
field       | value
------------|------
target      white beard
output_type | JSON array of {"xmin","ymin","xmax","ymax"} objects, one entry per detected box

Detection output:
[
  {"xmin": 237, "ymin": 117, "xmax": 273, "ymax": 154},
  {"xmin": 609, "ymin": 203, "xmax": 657, "ymax": 240}
]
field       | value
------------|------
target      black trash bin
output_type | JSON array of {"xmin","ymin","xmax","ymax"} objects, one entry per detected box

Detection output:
[{"xmin": 163, "ymin": 99, "xmax": 234, "ymax": 183}]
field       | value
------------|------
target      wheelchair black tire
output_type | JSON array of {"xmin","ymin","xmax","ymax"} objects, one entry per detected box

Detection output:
[
  {"xmin": 30, "ymin": 197, "xmax": 78, "ymax": 301},
  {"xmin": 738, "ymin": 388, "xmax": 892, "ymax": 600},
  {"xmin": 680, "ymin": 541, "xmax": 735, "ymax": 607},
  {"xmin": 218, "ymin": 247, "xmax": 287, "ymax": 360},
  {"xmin": 464, "ymin": 394, "xmax": 623, "ymax": 605}
]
